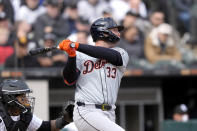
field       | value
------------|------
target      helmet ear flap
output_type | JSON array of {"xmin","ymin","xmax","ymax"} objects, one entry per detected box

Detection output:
[
  {"xmin": 100, "ymin": 29, "xmax": 110, "ymax": 37},
  {"xmin": 93, "ymin": 29, "xmax": 110, "ymax": 42}
]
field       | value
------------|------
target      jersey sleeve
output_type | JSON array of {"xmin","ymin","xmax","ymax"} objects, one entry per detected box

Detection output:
[
  {"xmin": 27, "ymin": 115, "xmax": 43, "ymax": 131},
  {"xmin": 112, "ymin": 47, "xmax": 129, "ymax": 71}
]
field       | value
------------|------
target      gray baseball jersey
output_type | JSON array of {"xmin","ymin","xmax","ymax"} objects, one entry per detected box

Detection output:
[{"xmin": 75, "ymin": 47, "xmax": 129, "ymax": 105}]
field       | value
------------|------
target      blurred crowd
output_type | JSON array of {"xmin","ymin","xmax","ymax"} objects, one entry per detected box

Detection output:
[{"xmin": 1, "ymin": 0, "xmax": 197, "ymax": 70}]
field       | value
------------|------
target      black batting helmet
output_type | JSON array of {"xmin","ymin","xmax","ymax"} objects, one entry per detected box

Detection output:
[
  {"xmin": 0, "ymin": 79, "xmax": 35, "ymax": 114},
  {"xmin": 90, "ymin": 17, "xmax": 124, "ymax": 43}
]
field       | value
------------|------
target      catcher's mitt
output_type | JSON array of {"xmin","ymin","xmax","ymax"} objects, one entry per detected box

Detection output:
[{"xmin": 62, "ymin": 100, "xmax": 74, "ymax": 122}]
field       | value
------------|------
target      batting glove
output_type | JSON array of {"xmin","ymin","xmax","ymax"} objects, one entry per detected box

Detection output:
[{"xmin": 59, "ymin": 39, "xmax": 79, "ymax": 57}]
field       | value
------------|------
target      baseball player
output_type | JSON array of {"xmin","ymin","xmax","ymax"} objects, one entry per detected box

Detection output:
[
  {"xmin": 0, "ymin": 79, "xmax": 73, "ymax": 131},
  {"xmin": 59, "ymin": 17, "xmax": 129, "ymax": 131}
]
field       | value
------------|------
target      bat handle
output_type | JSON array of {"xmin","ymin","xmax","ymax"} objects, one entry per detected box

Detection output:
[{"xmin": 70, "ymin": 43, "xmax": 75, "ymax": 48}]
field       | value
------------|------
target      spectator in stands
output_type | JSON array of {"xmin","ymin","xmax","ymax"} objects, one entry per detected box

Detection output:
[
  {"xmin": 76, "ymin": 31, "xmax": 89, "ymax": 44},
  {"xmin": 34, "ymin": 0, "xmax": 70, "ymax": 45},
  {"xmin": 10, "ymin": 0, "xmax": 23, "ymax": 21},
  {"xmin": 121, "ymin": 11, "xmax": 150, "ymax": 37},
  {"xmin": 173, "ymin": 104, "xmax": 189, "ymax": 122},
  {"xmin": 149, "ymin": 11, "xmax": 165, "ymax": 29},
  {"xmin": 14, "ymin": 0, "xmax": 46, "ymax": 49},
  {"xmin": 109, "ymin": 0, "xmax": 131, "ymax": 22},
  {"xmin": 5, "ymin": 36, "xmax": 40, "ymax": 68},
  {"xmin": 128, "ymin": 0, "xmax": 147, "ymax": 18},
  {"xmin": 140, "ymin": 10, "xmax": 166, "ymax": 37},
  {"xmin": 143, "ymin": 0, "xmax": 169, "ymax": 22},
  {"xmin": 0, "ymin": 11, "xmax": 16, "ymax": 67},
  {"xmin": 117, "ymin": 25, "xmax": 147, "ymax": 69},
  {"xmin": 174, "ymin": 0, "xmax": 193, "ymax": 33},
  {"xmin": 62, "ymin": 1, "xmax": 79, "ymax": 34},
  {"xmin": 144, "ymin": 23, "xmax": 182, "ymax": 65},
  {"xmin": 110, "ymin": 0, "xmax": 147, "ymax": 23},
  {"xmin": 68, "ymin": 30, "xmax": 93, "ymax": 45},
  {"xmin": 16, "ymin": 20, "xmax": 32, "ymax": 39},
  {"xmin": 67, "ymin": 17, "xmax": 93, "ymax": 45},
  {"xmin": 0, "ymin": 0, "xmax": 14, "ymax": 24},
  {"xmin": 16, "ymin": 20, "xmax": 38, "ymax": 52},
  {"xmin": 102, "ymin": 7, "xmax": 113, "ymax": 18},
  {"xmin": 37, "ymin": 33, "xmax": 67, "ymax": 67},
  {"xmin": 75, "ymin": 17, "xmax": 90, "ymax": 33},
  {"xmin": 77, "ymin": 0, "xmax": 109, "ymax": 23},
  {"xmin": 122, "ymin": 11, "xmax": 139, "ymax": 28},
  {"xmin": 0, "ymin": 11, "xmax": 13, "ymax": 30},
  {"xmin": 16, "ymin": 0, "xmax": 45, "ymax": 25},
  {"xmin": 0, "ymin": 11, "xmax": 15, "ymax": 42},
  {"xmin": 148, "ymin": 10, "xmax": 181, "ymax": 44},
  {"xmin": 0, "ymin": 28, "xmax": 14, "ymax": 67}
]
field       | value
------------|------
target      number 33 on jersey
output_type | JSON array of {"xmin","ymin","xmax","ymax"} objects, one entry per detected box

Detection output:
[{"xmin": 75, "ymin": 47, "xmax": 129, "ymax": 104}]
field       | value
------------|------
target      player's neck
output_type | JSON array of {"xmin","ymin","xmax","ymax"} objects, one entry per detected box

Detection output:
[{"xmin": 95, "ymin": 40, "xmax": 115, "ymax": 48}]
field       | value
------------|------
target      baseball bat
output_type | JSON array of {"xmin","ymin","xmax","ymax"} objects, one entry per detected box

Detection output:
[{"xmin": 29, "ymin": 46, "xmax": 59, "ymax": 56}]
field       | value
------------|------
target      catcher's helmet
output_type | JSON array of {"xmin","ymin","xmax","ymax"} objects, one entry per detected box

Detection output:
[
  {"xmin": 0, "ymin": 79, "xmax": 35, "ymax": 114},
  {"xmin": 90, "ymin": 17, "xmax": 124, "ymax": 43}
]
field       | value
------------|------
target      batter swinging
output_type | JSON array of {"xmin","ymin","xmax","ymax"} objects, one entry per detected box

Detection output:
[{"xmin": 59, "ymin": 17, "xmax": 129, "ymax": 131}]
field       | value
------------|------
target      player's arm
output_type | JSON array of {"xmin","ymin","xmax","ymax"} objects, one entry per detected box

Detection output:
[
  {"xmin": 37, "ymin": 101, "xmax": 74, "ymax": 131},
  {"xmin": 59, "ymin": 40, "xmax": 123, "ymax": 66},
  {"xmin": 59, "ymin": 40, "xmax": 80, "ymax": 86},
  {"xmin": 37, "ymin": 119, "xmax": 69, "ymax": 131},
  {"xmin": 78, "ymin": 44, "xmax": 123, "ymax": 66},
  {"xmin": 62, "ymin": 57, "xmax": 80, "ymax": 86}
]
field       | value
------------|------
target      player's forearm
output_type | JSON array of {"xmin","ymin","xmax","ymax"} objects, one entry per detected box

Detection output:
[
  {"xmin": 63, "ymin": 57, "xmax": 79, "ymax": 85},
  {"xmin": 78, "ymin": 44, "xmax": 123, "ymax": 66}
]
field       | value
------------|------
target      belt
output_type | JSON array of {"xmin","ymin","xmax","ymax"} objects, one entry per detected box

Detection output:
[{"xmin": 76, "ymin": 102, "xmax": 112, "ymax": 111}]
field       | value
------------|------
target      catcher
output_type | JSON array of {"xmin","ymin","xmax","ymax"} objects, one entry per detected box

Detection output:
[{"xmin": 0, "ymin": 79, "xmax": 74, "ymax": 131}]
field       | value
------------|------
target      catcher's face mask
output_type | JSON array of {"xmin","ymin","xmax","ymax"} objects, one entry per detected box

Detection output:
[
  {"xmin": 5, "ymin": 93, "xmax": 35, "ymax": 116},
  {"xmin": 16, "ymin": 93, "xmax": 35, "ymax": 113}
]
